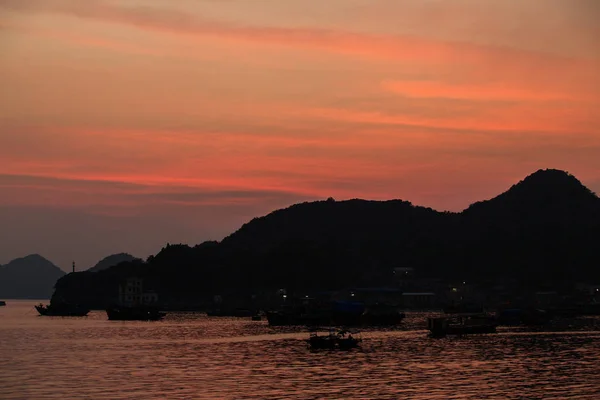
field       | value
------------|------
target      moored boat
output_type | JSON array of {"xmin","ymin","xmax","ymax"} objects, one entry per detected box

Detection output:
[
  {"xmin": 428, "ymin": 313, "xmax": 497, "ymax": 337},
  {"xmin": 0, "ymin": 300, "xmax": 6, "ymax": 306},
  {"xmin": 35, "ymin": 303, "xmax": 90, "ymax": 317},
  {"xmin": 361, "ymin": 305, "xmax": 405, "ymax": 326},
  {"xmin": 267, "ymin": 300, "xmax": 403, "ymax": 327},
  {"xmin": 106, "ymin": 306, "xmax": 166, "ymax": 321}
]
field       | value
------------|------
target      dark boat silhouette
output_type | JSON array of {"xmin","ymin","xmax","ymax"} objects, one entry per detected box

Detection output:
[
  {"xmin": 428, "ymin": 313, "xmax": 497, "ymax": 337},
  {"xmin": 267, "ymin": 301, "xmax": 405, "ymax": 327},
  {"xmin": 106, "ymin": 305, "xmax": 166, "ymax": 321},
  {"xmin": 35, "ymin": 303, "xmax": 90, "ymax": 317},
  {"xmin": 307, "ymin": 328, "xmax": 362, "ymax": 350},
  {"xmin": 0, "ymin": 300, "xmax": 6, "ymax": 306}
]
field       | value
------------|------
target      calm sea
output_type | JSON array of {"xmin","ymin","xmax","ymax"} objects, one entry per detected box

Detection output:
[{"xmin": 1, "ymin": 300, "xmax": 599, "ymax": 399}]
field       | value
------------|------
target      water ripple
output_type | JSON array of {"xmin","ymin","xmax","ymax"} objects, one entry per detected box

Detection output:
[{"xmin": 1, "ymin": 301, "xmax": 599, "ymax": 399}]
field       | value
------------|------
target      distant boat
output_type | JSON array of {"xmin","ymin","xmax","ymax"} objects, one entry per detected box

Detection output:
[
  {"xmin": 266, "ymin": 301, "xmax": 404, "ymax": 327},
  {"xmin": 0, "ymin": 300, "xmax": 6, "ymax": 307},
  {"xmin": 307, "ymin": 328, "xmax": 362, "ymax": 350},
  {"xmin": 361, "ymin": 305, "xmax": 406, "ymax": 326},
  {"xmin": 106, "ymin": 306, "xmax": 166, "ymax": 321},
  {"xmin": 35, "ymin": 303, "xmax": 90, "ymax": 317},
  {"xmin": 428, "ymin": 313, "xmax": 497, "ymax": 337}
]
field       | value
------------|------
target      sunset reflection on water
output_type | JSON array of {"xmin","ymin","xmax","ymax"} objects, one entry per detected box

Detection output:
[{"xmin": 1, "ymin": 301, "xmax": 599, "ymax": 399}]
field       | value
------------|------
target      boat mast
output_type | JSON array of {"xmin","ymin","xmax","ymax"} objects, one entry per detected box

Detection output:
[{"xmin": 72, "ymin": 261, "xmax": 75, "ymax": 273}]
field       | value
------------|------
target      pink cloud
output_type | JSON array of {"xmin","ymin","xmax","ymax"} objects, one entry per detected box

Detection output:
[{"xmin": 381, "ymin": 80, "xmax": 599, "ymax": 102}]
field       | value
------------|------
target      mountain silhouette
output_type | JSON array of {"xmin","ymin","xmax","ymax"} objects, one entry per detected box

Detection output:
[
  {"xmin": 88, "ymin": 253, "xmax": 140, "ymax": 272},
  {"xmin": 51, "ymin": 169, "xmax": 600, "ymax": 308},
  {"xmin": 221, "ymin": 198, "xmax": 448, "ymax": 252},
  {"xmin": 459, "ymin": 169, "xmax": 600, "ymax": 280},
  {"xmin": 465, "ymin": 169, "xmax": 599, "ymax": 220},
  {"xmin": 0, "ymin": 255, "xmax": 65, "ymax": 299}
]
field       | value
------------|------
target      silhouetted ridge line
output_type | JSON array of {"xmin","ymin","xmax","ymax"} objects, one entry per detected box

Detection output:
[
  {"xmin": 89, "ymin": 253, "xmax": 141, "ymax": 272},
  {"xmin": 50, "ymin": 169, "xmax": 600, "ymax": 309}
]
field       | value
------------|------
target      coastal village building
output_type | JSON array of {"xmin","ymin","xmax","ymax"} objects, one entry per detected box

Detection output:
[{"xmin": 118, "ymin": 277, "xmax": 158, "ymax": 306}]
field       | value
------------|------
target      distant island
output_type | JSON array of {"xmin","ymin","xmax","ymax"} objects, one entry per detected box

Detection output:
[
  {"xmin": 0, "ymin": 253, "xmax": 140, "ymax": 299},
  {"xmin": 49, "ymin": 169, "xmax": 600, "ymax": 309},
  {"xmin": 0, "ymin": 255, "xmax": 65, "ymax": 299}
]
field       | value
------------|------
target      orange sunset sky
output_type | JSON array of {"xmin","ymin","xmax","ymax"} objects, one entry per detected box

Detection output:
[{"xmin": 1, "ymin": 0, "xmax": 599, "ymax": 270}]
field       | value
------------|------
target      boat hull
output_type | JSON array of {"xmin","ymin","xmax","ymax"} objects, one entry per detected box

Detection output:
[
  {"xmin": 35, "ymin": 304, "xmax": 90, "ymax": 317},
  {"xmin": 428, "ymin": 315, "xmax": 497, "ymax": 337},
  {"xmin": 106, "ymin": 306, "xmax": 166, "ymax": 321},
  {"xmin": 307, "ymin": 331, "xmax": 362, "ymax": 350}
]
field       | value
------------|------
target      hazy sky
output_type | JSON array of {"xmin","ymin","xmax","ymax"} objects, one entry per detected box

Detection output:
[{"xmin": 1, "ymin": 0, "xmax": 599, "ymax": 270}]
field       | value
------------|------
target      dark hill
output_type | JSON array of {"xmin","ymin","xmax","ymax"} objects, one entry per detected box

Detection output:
[
  {"xmin": 0, "ymin": 255, "xmax": 66, "ymax": 299},
  {"xmin": 89, "ymin": 253, "xmax": 140, "ymax": 272},
  {"xmin": 221, "ymin": 199, "xmax": 452, "ymax": 251},
  {"xmin": 465, "ymin": 169, "xmax": 599, "ymax": 221},
  {"xmin": 459, "ymin": 169, "xmax": 600, "ymax": 280},
  {"xmin": 51, "ymin": 169, "xmax": 600, "ymax": 308}
]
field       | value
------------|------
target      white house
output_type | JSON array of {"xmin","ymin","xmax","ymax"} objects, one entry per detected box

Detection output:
[{"xmin": 118, "ymin": 277, "xmax": 158, "ymax": 306}]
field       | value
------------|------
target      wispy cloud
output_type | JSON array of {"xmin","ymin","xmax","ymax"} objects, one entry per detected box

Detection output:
[
  {"xmin": 381, "ymin": 80, "xmax": 599, "ymax": 102},
  {"xmin": 1, "ymin": 0, "xmax": 599, "ymax": 266},
  {"xmin": 3, "ymin": 0, "xmax": 598, "ymax": 69}
]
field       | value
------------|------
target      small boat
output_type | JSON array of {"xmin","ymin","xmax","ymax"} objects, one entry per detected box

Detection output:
[
  {"xmin": 35, "ymin": 303, "xmax": 90, "ymax": 317},
  {"xmin": 428, "ymin": 313, "xmax": 497, "ymax": 337},
  {"xmin": 306, "ymin": 328, "xmax": 362, "ymax": 350},
  {"xmin": 106, "ymin": 306, "xmax": 166, "ymax": 321},
  {"xmin": 307, "ymin": 330, "xmax": 337, "ymax": 349},
  {"xmin": 0, "ymin": 300, "xmax": 6, "ymax": 307},
  {"xmin": 361, "ymin": 305, "xmax": 406, "ymax": 326},
  {"xmin": 336, "ymin": 330, "xmax": 362, "ymax": 350},
  {"xmin": 251, "ymin": 314, "xmax": 262, "ymax": 321}
]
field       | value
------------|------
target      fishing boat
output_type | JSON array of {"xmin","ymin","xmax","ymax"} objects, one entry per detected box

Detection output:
[
  {"xmin": 306, "ymin": 328, "xmax": 362, "ymax": 350},
  {"xmin": 35, "ymin": 303, "xmax": 90, "ymax": 317},
  {"xmin": 0, "ymin": 300, "xmax": 6, "ymax": 307},
  {"xmin": 336, "ymin": 330, "xmax": 362, "ymax": 350},
  {"xmin": 267, "ymin": 300, "xmax": 401, "ymax": 327},
  {"xmin": 106, "ymin": 305, "xmax": 166, "ymax": 321},
  {"xmin": 307, "ymin": 329, "xmax": 337, "ymax": 349},
  {"xmin": 428, "ymin": 313, "xmax": 497, "ymax": 337},
  {"xmin": 361, "ymin": 305, "xmax": 406, "ymax": 326}
]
